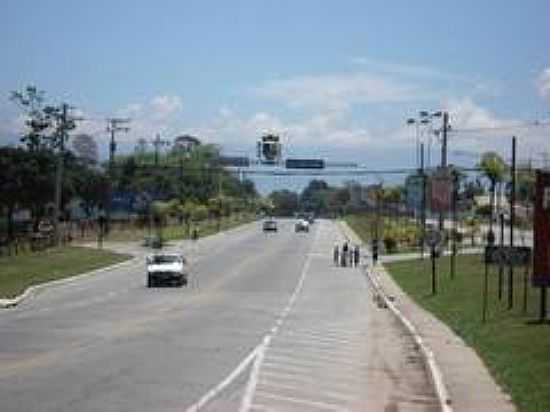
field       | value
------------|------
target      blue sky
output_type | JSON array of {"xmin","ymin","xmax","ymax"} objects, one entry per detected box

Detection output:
[{"xmin": 1, "ymin": 1, "xmax": 550, "ymax": 192}]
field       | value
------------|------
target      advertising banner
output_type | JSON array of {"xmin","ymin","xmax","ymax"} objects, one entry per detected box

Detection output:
[
  {"xmin": 430, "ymin": 168, "xmax": 452, "ymax": 213},
  {"xmin": 533, "ymin": 170, "xmax": 550, "ymax": 287}
]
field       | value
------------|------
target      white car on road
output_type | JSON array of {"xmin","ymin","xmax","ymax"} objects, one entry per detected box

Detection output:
[{"xmin": 146, "ymin": 253, "xmax": 188, "ymax": 287}]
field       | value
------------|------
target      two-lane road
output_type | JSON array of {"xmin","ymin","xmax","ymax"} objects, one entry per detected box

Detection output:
[{"xmin": 0, "ymin": 220, "xmax": 437, "ymax": 412}]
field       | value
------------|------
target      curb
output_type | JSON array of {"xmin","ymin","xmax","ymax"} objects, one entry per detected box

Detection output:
[
  {"xmin": 338, "ymin": 221, "xmax": 453, "ymax": 412},
  {"xmin": 0, "ymin": 256, "xmax": 138, "ymax": 309},
  {"xmin": 366, "ymin": 267, "xmax": 453, "ymax": 412}
]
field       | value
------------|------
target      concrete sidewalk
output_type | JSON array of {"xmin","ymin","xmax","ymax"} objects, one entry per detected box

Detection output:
[{"xmin": 340, "ymin": 221, "xmax": 516, "ymax": 412}]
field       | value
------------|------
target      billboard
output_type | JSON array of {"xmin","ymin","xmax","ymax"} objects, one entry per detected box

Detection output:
[
  {"xmin": 533, "ymin": 170, "xmax": 550, "ymax": 287},
  {"xmin": 430, "ymin": 168, "xmax": 452, "ymax": 213}
]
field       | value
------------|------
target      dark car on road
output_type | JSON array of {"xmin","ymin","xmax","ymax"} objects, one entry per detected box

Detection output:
[
  {"xmin": 295, "ymin": 219, "xmax": 310, "ymax": 232},
  {"xmin": 263, "ymin": 220, "xmax": 278, "ymax": 232}
]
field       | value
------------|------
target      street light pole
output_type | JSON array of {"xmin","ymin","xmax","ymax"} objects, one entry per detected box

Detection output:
[{"xmin": 106, "ymin": 118, "xmax": 130, "ymax": 234}]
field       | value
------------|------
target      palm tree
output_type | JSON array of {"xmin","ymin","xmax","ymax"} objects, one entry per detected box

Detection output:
[{"xmin": 478, "ymin": 152, "xmax": 507, "ymax": 243}]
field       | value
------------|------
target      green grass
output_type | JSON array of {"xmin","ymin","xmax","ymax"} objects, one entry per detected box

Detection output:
[
  {"xmin": 386, "ymin": 255, "xmax": 550, "ymax": 412},
  {"xmin": 0, "ymin": 246, "xmax": 130, "ymax": 299}
]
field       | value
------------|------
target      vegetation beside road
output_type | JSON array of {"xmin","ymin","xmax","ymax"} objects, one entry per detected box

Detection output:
[
  {"xmin": 386, "ymin": 254, "xmax": 550, "ymax": 412},
  {"xmin": 344, "ymin": 214, "xmax": 420, "ymax": 253},
  {"xmin": 102, "ymin": 213, "xmax": 258, "ymax": 243},
  {"xmin": 0, "ymin": 246, "xmax": 130, "ymax": 299}
]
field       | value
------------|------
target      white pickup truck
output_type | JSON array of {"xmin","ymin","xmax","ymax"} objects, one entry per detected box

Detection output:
[{"xmin": 146, "ymin": 253, "xmax": 188, "ymax": 287}]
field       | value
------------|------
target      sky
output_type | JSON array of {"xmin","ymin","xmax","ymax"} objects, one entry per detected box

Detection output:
[{"xmin": 1, "ymin": 0, "xmax": 549, "ymax": 193}]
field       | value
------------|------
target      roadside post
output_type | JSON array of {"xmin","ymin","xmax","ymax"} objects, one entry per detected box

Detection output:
[
  {"xmin": 533, "ymin": 170, "xmax": 550, "ymax": 322},
  {"xmin": 498, "ymin": 213, "xmax": 505, "ymax": 300},
  {"xmin": 426, "ymin": 229, "xmax": 442, "ymax": 295},
  {"xmin": 484, "ymin": 245, "xmax": 531, "ymax": 322},
  {"xmin": 97, "ymin": 213, "xmax": 105, "ymax": 249}
]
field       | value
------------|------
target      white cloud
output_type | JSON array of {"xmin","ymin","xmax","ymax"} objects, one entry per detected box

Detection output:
[
  {"xmin": 537, "ymin": 68, "xmax": 550, "ymax": 99},
  {"xmin": 150, "ymin": 96, "xmax": 183, "ymax": 118},
  {"xmin": 111, "ymin": 95, "xmax": 185, "ymax": 142},
  {"xmin": 350, "ymin": 57, "xmax": 464, "ymax": 81},
  {"xmin": 440, "ymin": 97, "xmax": 550, "ymax": 160},
  {"xmin": 254, "ymin": 72, "xmax": 426, "ymax": 111}
]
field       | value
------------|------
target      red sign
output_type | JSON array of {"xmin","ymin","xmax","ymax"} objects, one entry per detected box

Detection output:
[
  {"xmin": 533, "ymin": 170, "xmax": 550, "ymax": 287},
  {"xmin": 430, "ymin": 169, "xmax": 452, "ymax": 213}
]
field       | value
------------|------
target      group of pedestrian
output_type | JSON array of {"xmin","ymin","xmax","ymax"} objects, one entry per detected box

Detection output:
[{"xmin": 333, "ymin": 241, "xmax": 360, "ymax": 267}]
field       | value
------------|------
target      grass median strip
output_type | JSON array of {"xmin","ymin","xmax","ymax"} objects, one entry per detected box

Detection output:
[
  {"xmin": 386, "ymin": 254, "xmax": 550, "ymax": 412},
  {"xmin": 0, "ymin": 246, "xmax": 131, "ymax": 299}
]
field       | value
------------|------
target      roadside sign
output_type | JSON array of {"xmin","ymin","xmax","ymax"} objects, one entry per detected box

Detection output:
[
  {"xmin": 533, "ymin": 170, "xmax": 550, "ymax": 287},
  {"xmin": 430, "ymin": 168, "xmax": 452, "ymax": 213},
  {"xmin": 285, "ymin": 158, "xmax": 325, "ymax": 169},
  {"xmin": 485, "ymin": 246, "xmax": 532, "ymax": 266},
  {"xmin": 406, "ymin": 174, "xmax": 424, "ymax": 212}
]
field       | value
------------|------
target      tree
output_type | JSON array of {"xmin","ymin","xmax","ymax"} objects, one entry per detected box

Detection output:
[
  {"xmin": 270, "ymin": 190, "xmax": 299, "ymax": 216},
  {"xmin": 479, "ymin": 152, "xmax": 508, "ymax": 242},
  {"xmin": 10, "ymin": 86, "xmax": 51, "ymax": 151},
  {"xmin": 0, "ymin": 147, "xmax": 31, "ymax": 241}
]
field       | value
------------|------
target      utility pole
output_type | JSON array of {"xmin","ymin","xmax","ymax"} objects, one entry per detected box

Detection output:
[
  {"xmin": 420, "ymin": 143, "xmax": 426, "ymax": 259},
  {"xmin": 53, "ymin": 103, "xmax": 81, "ymax": 245},
  {"xmin": 508, "ymin": 137, "xmax": 517, "ymax": 309},
  {"xmin": 106, "ymin": 118, "xmax": 130, "ymax": 234},
  {"xmin": 438, "ymin": 111, "xmax": 449, "ymax": 232}
]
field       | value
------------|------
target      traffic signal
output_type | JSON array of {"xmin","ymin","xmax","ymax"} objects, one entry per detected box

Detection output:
[{"xmin": 257, "ymin": 134, "xmax": 282, "ymax": 165}]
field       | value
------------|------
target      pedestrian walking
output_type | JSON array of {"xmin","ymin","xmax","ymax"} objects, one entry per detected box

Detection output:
[
  {"xmin": 333, "ymin": 244, "xmax": 340, "ymax": 266},
  {"xmin": 342, "ymin": 242, "xmax": 349, "ymax": 267},
  {"xmin": 354, "ymin": 245, "xmax": 360, "ymax": 267}
]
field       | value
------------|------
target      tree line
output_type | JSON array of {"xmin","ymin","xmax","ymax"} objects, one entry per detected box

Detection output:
[{"xmin": 0, "ymin": 86, "xmax": 261, "ymax": 246}]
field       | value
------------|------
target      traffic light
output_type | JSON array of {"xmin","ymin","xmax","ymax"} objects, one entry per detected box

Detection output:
[{"xmin": 257, "ymin": 134, "xmax": 282, "ymax": 165}]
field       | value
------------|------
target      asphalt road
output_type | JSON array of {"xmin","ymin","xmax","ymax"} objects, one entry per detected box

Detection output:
[{"xmin": 0, "ymin": 219, "xmax": 438, "ymax": 412}]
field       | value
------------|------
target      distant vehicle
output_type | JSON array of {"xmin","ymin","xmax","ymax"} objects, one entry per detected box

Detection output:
[
  {"xmin": 263, "ymin": 219, "xmax": 278, "ymax": 232},
  {"xmin": 306, "ymin": 213, "xmax": 315, "ymax": 224},
  {"xmin": 146, "ymin": 253, "xmax": 188, "ymax": 287},
  {"xmin": 295, "ymin": 219, "xmax": 309, "ymax": 233}
]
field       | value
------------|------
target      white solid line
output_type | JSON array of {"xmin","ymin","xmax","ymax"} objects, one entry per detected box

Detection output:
[
  {"xmin": 254, "ymin": 390, "xmax": 348, "ymax": 412},
  {"xmin": 258, "ymin": 370, "xmax": 364, "ymax": 391},
  {"xmin": 261, "ymin": 362, "xmax": 369, "ymax": 383},
  {"xmin": 238, "ymin": 226, "xmax": 320, "ymax": 412},
  {"xmin": 257, "ymin": 380, "xmax": 358, "ymax": 402},
  {"xmin": 264, "ymin": 352, "xmax": 370, "ymax": 369},
  {"xmin": 185, "ymin": 345, "xmax": 259, "ymax": 412}
]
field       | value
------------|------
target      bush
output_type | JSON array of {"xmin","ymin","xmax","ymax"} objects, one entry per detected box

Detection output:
[
  {"xmin": 475, "ymin": 204, "xmax": 492, "ymax": 218},
  {"xmin": 383, "ymin": 235, "xmax": 398, "ymax": 254}
]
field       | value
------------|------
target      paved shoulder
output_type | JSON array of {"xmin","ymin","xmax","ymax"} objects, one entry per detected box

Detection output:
[{"xmin": 237, "ymin": 220, "xmax": 438, "ymax": 412}]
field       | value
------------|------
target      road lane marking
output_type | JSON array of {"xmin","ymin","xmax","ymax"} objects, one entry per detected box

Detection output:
[
  {"xmin": 238, "ymin": 226, "xmax": 320, "ymax": 412},
  {"xmin": 184, "ymin": 345, "xmax": 260, "ymax": 412},
  {"xmin": 257, "ymin": 380, "xmax": 358, "ymax": 403},
  {"xmin": 264, "ymin": 353, "xmax": 370, "ymax": 369},
  {"xmin": 254, "ymin": 390, "xmax": 348, "ymax": 412},
  {"xmin": 185, "ymin": 224, "xmax": 320, "ymax": 412}
]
